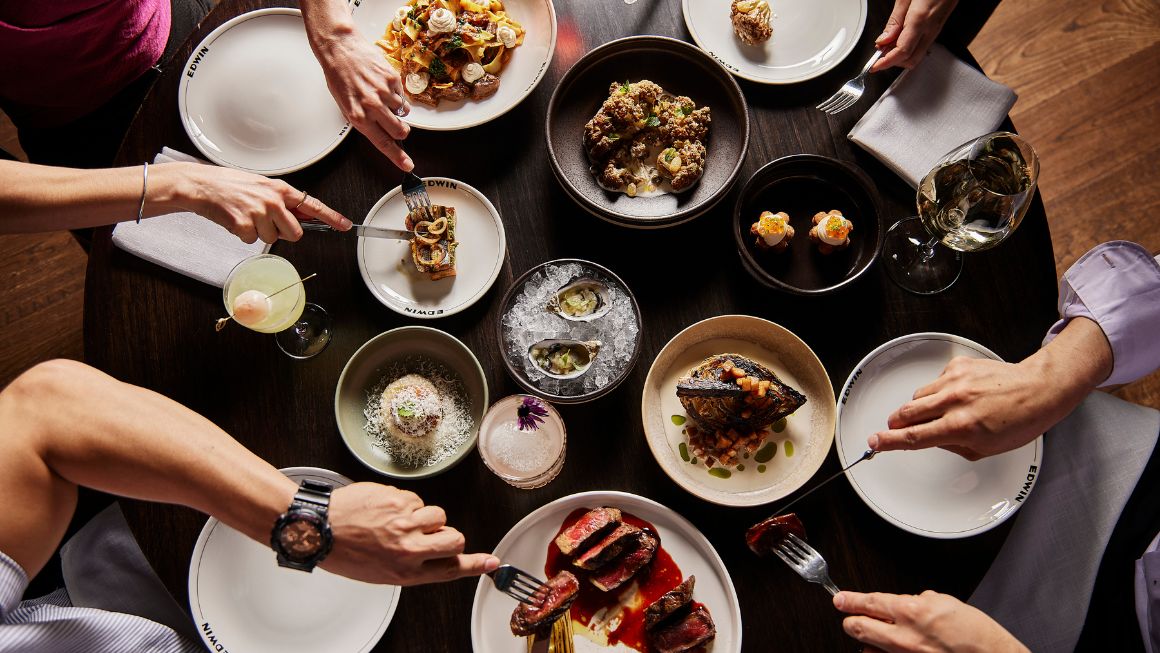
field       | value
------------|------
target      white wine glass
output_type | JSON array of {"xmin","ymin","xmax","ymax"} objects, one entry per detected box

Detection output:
[
  {"xmin": 223, "ymin": 254, "xmax": 332, "ymax": 358},
  {"xmin": 883, "ymin": 132, "xmax": 1040, "ymax": 295}
]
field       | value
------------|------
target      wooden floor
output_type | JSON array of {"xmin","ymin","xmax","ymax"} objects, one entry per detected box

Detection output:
[{"xmin": 1, "ymin": 0, "xmax": 1158, "ymax": 408}]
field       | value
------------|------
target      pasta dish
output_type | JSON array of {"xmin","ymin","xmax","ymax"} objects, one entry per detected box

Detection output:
[{"xmin": 377, "ymin": 0, "xmax": 525, "ymax": 107}]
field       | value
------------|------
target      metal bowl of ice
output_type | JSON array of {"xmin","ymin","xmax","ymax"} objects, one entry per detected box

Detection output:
[{"xmin": 496, "ymin": 259, "xmax": 642, "ymax": 404}]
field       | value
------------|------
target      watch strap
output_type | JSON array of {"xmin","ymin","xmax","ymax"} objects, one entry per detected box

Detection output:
[{"xmin": 291, "ymin": 479, "xmax": 332, "ymax": 514}]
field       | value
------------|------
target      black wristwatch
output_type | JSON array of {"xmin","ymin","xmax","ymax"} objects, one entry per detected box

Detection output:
[{"xmin": 271, "ymin": 479, "xmax": 334, "ymax": 572}]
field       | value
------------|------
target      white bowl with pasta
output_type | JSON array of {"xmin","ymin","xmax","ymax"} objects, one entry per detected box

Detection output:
[{"xmin": 352, "ymin": 0, "xmax": 557, "ymax": 130}]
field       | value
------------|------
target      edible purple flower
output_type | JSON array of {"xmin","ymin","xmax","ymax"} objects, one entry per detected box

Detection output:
[{"xmin": 517, "ymin": 396, "xmax": 548, "ymax": 431}]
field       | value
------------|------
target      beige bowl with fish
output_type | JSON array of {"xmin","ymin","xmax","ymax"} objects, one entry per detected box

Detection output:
[{"xmin": 641, "ymin": 315, "xmax": 836, "ymax": 506}]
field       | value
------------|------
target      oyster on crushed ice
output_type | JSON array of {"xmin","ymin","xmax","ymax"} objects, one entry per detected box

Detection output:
[
  {"xmin": 545, "ymin": 278, "xmax": 612, "ymax": 322},
  {"xmin": 528, "ymin": 339, "xmax": 602, "ymax": 379}
]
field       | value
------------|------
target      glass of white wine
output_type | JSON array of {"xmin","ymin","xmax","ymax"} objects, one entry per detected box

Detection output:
[
  {"xmin": 223, "ymin": 254, "xmax": 332, "ymax": 358},
  {"xmin": 883, "ymin": 131, "xmax": 1040, "ymax": 295}
]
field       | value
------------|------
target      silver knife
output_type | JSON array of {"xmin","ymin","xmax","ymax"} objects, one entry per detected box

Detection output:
[
  {"xmin": 300, "ymin": 222, "xmax": 414, "ymax": 240},
  {"xmin": 769, "ymin": 449, "xmax": 876, "ymax": 516}
]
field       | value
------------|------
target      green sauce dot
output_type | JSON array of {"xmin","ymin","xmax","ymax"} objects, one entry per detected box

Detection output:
[
  {"xmin": 757, "ymin": 465, "xmax": 767, "ymax": 473},
  {"xmin": 784, "ymin": 440, "xmax": 795, "ymax": 457},
  {"xmin": 708, "ymin": 467, "xmax": 732, "ymax": 479},
  {"xmin": 737, "ymin": 464, "xmax": 745, "ymax": 472},
  {"xmin": 678, "ymin": 442, "xmax": 690, "ymax": 462},
  {"xmin": 754, "ymin": 442, "xmax": 777, "ymax": 463},
  {"xmin": 691, "ymin": 457, "xmax": 699, "ymax": 466},
  {"xmin": 742, "ymin": 451, "xmax": 749, "ymax": 460},
  {"xmin": 671, "ymin": 415, "xmax": 686, "ymax": 425},
  {"xmin": 772, "ymin": 418, "xmax": 787, "ymax": 433}
]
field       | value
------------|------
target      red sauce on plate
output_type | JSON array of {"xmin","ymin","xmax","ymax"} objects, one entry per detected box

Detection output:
[{"xmin": 545, "ymin": 508, "xmax": 684, "ymax": 652}]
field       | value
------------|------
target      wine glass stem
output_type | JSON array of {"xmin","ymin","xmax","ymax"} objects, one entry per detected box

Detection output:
[{"xmin": 918, "ymin": 236, "xmax": 940, "ymax": 264}]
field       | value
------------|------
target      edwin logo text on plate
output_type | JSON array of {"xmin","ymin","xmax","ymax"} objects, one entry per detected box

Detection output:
[
  {"xmin": 186, "ymin": 46, "xmax": 210, "ymax": 78},
  {"xmin": 200, "ymin": 622, "xmax": 232, "ymax": 652},
  {"xmin": 1014, "ymin": 464, "xmax": 1038, "ymax": 503}
]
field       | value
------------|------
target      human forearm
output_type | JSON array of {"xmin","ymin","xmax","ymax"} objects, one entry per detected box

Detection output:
[
  {"xmin": 1019, "ymin": 316, "xmax": 1112, "ymax": 409},
  {"xmin": 300, "ymin": 0, "xmax": 359, "ymax": 57},
  {"xmin": 299, "ymin": 0, "xmax": 413, "ymax": 170},
  {"xmin": 0, "ymin": 160, "xmax": 349, "ymax": 241},
  {"xmin": 0, "ymin": 360, "xmax": 499, "ymax": 586},
  {"xmin": 0, "ymin": 160, "xmax": 187, "ymax": 231},
  {"xmin": 0, "ymin": 360, "xmax": 295, "ymax": 575}
]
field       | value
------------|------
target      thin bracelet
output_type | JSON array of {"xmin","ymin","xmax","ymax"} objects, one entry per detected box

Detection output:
[{"xmin": 136, "ymin": 161, "xmax": 149, "ymax": 224}]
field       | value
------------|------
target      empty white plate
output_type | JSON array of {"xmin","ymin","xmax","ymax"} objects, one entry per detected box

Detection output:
[
  {"xmin": 836, "ymin": 333, "xmax": 1043, "ymax": 538},
  {"xmin": 470, "ymin": 491, "xmax": 742, "ymax": 652},
  {"xmin": 357, "ymin": 177, "xmax": 506, "ymax": 318},
  {"xmin": 351, "ymin": 0, "xmax": 557, "ymax": 130},
  {"xmin": 179, "ymin": 9, "xmax": 351, "ymax": 174},
  {"xmin": 188, "ymin": 467, "xmax": 400, "ymax": 653},
  {"xmin": 682, "ymin": 0, "xmax": 867, "ymax": 84}
]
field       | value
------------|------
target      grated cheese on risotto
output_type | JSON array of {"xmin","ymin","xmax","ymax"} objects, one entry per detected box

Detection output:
[{"xmin": 363, "ymin": 357, "xmax": 474, "ymax": 468}]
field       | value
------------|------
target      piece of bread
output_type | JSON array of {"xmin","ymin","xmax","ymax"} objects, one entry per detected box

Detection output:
[{"xmin": 405, "ymin": 205, "xmax": 458, "ymax": 280}]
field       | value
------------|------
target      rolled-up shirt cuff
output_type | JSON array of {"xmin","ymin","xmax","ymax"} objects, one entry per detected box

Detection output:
[{"xmin": 1043, "ymin": 241, "xmax": 1160, "ymax": 387}]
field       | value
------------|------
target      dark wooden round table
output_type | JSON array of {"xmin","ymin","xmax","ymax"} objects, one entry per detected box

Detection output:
[{"xmin": 87, "ymin": 0, "xmax": 1059, "ymax": 650}]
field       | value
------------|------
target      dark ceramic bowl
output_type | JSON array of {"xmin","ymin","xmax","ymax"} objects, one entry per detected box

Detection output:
[
  {"xmin": 734, "ymin": 155, "xmax": 883, "ymax": 295},
  {"xmin": 546, "ymin": 35, "xmax": 750, "ymax": 228},
  {"xmin": 496, "ymin": 259, "xmax": 642, "ymax": 404}
]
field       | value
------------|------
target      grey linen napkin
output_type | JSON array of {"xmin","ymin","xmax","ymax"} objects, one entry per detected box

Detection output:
[
  {"xmin": 970, "ymin": 391, "xmax": 1160, "ymax": 651},
  {"xmin": 111, "ymin": 148, "xmax": 271, "ymax": 288},
  {"xmin": 848, "ymin": 43, "xmax": 1017, "ymax": 188},
  {"xmin": 60, "ymin": 503, "xmax": 202, "ymax": 647}
]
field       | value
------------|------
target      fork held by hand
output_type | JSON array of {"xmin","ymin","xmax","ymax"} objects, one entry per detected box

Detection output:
[
  {"xmin": 773, "ymin": 533, "xmax": 842, "ymax": 596},
  {"xmin": 402, "ymin": 172, "xmax": 433, "ymax": 221},
  {"xmin": 816, "ymin": 49, "xmax": 884, "ymax": 115},
  {"xmin": 489, "ymin": 564, "xmax": 546, "ymax": 606}
]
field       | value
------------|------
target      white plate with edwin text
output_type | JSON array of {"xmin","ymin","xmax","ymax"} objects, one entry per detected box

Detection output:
[
  {"xmin": 178, "ymin": 9, "xmax": 351, "ymax": 174},
  {"xmin": 188, "ymin": 467, "xmax": 400, "ymax": 653},
  {"xmin": 351, "ymin": 0, "xmax": 557, "ymax": 130},
  {"xmin": 470, "ymin": 491, "xmax": 742, "ymax": 652},
  {"xmin": 836, "ymin": 333, "xmax": 1043, "ymax": 538},
  {"xmin": 641, "ymin": 315, "xmax": 836, "ymax": 507},
  {"xmin": 682, "ymin": 0, "xmax": 867, "ymax": 84},
  {"xmin": 357, "ymin": 177, "xmax": 506, "ymax": 318}
]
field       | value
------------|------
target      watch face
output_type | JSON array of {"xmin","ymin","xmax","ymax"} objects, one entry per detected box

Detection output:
[{"xmin": 279, "ymin": 518, "xmax": 323, "ymax": 561}]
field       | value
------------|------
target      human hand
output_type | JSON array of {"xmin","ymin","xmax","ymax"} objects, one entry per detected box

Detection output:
[
  {"xmin": 869, "ymin": 318, "xmax": 1113, "ymax": 460},
  {"xmin": 168, "ymin": 163, "xmax": 350, "ymax": 244},
  {"xmin": 323, "ymin": 483, "xmax": 499, "ymax": 586},
  {"xmin": 871, "ymin": 0, "xmax": 959, "ymax": 72},
  {"xmin": 834, "ymin": 590, "xmax": 1028, "ymax": 653},
  {"xmin": 314, "ymin": 31, "xmax": 414, "ymax": 172},
  {"xmin": 868, "ymin": 356, "xmax": 1060, "ymax": 460}
]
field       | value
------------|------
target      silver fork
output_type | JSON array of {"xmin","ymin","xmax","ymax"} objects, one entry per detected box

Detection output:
[
  {"xmin": 488, "ymin": 564, "xmax": 545, "ymax": 606},
  {"xmin": 401, "ymin": 171, "xmax": 432, "ymax": 220},
  {"xmin": 772, "ymin": 533, "xmax": 841, "ymax": 595},
  {"xmin": 816, "ymin": 49, "xmax": 884, "ymax": 115},
  {"xmin": 393, "ymin": 104, "xmax": 432, "ymax": 220}
]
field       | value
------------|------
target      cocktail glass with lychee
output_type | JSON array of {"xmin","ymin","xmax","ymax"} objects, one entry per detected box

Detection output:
[{"xmin": 223, "ymin": 254, "xmax": 331, "ymax": 358}]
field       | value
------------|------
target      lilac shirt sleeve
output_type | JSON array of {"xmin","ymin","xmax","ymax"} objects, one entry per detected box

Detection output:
[{"xmin": 1042, "ymin": 241, "xmax": 1160, "ymax": 387}]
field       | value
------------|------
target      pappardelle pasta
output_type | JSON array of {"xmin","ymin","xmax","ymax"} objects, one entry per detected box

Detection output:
[{"xmin": 377, "ymin": 0, "xmax": 526, "ymax": 107}]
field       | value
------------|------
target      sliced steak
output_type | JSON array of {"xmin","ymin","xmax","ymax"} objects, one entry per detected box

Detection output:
[
  {"xmin": 648, "ymin": 603, "xmax": 716, "ymax": 653},
  {"xmin": 554, "ymin": 507, "xmax": 622, "ymax": 555},
  {"xmin": 509, "ymin": 571, "xmax": 580, "ymax": 637},
  {"xmin": 589, "ymin": 531, "xmax": 657, "ymax": 592},
  {"xmin": 472, "ymin": 73, "xmax": 500, "ymax": 100},
  {"xmin": 745, "ymin": 513, "xmax": 807, "ymax": 557},
  {"xmin": 644, "ymin": 576, "xmax": 696, "ymax": 631},
  {"xmin": 572, "ymin": 523, "xmax": 640, "ymax": 571}
]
